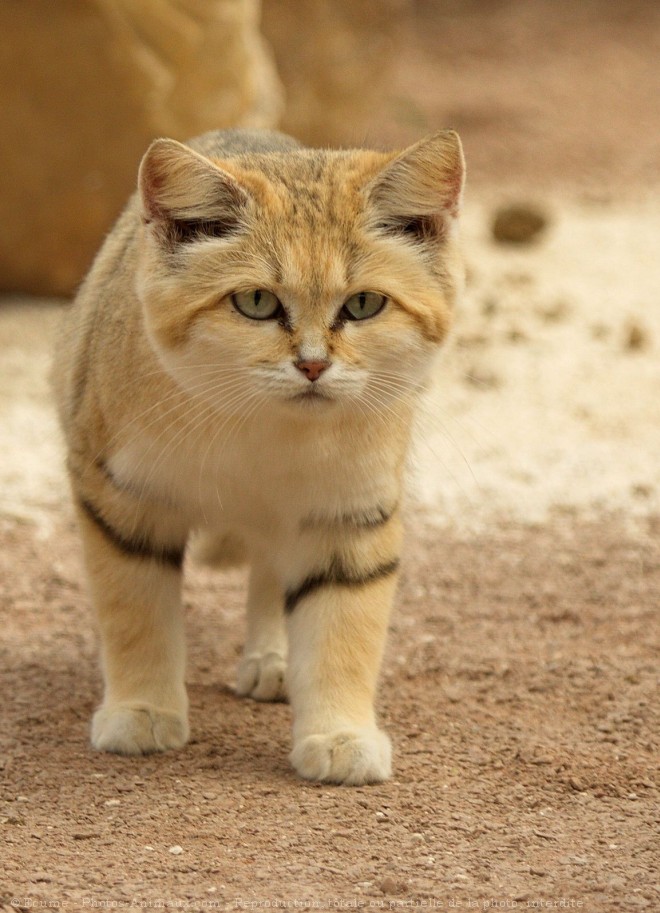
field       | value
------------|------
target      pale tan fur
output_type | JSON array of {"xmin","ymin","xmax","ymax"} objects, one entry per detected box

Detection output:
[{"xmin": 54, "ymin": 128, "xmax": 465, "ymax": 785}]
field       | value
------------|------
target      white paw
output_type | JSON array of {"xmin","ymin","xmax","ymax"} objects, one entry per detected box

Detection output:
[
  {"xmin": 290, "ymin": 727, "xmax": 392, "ymax": 785},
  {"xmin": 91, "ymin": 703, "xmax": 189, "ymax": 755},
  {"xmin": 236, "ymin": 652, "xmax": 287, "ymax": 702}
]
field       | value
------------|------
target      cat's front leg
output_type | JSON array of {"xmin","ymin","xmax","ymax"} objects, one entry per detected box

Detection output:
[
  {"xmin": 285, "ymin": 532, "xmax": 400, "ymax": 785},
  {"xmin": 236, "ymin": 563, "xmax": 287, "ymax": 701},
  {"xmin": 76, "ymin": 501, "xmax": 189, "ymax": 755}
]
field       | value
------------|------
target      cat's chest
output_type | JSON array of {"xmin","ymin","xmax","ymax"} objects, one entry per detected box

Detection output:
[{"xmin": 109, "ymin": 415, "xmax": 401, "ymax": 530}]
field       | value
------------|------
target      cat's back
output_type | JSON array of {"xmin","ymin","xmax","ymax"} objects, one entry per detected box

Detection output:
[{"xmin": 187, "ymin": 128, "xmax": 301, "ymax": 159}]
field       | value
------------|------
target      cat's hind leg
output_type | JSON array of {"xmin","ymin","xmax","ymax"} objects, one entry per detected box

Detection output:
[
  {"xmin": 236, "ymin": 563, "xmax": 287, "ymax": 702},
  {"xmin": 76, "ymin": 500, "xmax": 190, "ymax": 754},
  {"xmin": 191, "ymin": 530, "xmax": 286, "ymax": 699}
]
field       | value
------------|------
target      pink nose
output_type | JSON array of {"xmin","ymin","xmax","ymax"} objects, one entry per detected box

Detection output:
[{"xmin": 295, "ymin": 359, "xmax": 330, "ymax": 382}]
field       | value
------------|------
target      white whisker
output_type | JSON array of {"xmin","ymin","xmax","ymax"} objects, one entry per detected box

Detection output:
[{"xmin": 89, "ymin": 367, "xmax": 254, "ymax": 471}]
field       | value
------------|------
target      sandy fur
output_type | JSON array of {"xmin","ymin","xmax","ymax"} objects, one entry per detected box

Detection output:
[{"xmin": 53, "ymin": 128, "xmax": 464, "ymax": 784}]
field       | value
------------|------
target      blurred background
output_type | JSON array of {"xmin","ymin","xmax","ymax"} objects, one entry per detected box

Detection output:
[{"xmin": 1, "ymin": 0, "xmax": 659, "ymax": 296}]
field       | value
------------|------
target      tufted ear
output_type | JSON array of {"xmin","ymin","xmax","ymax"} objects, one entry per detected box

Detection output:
[
  {"xmin": 138, "ymin": 138, "xmax": 249, "ymax": 243},
  {"xmin": 368, "ymin": 130, "xmax": 465, "ymax": 243}
]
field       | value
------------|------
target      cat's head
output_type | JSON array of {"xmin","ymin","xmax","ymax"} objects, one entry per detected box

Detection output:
[{"xmin": 135, "ymin": 131, "xmax": 465, "ymax": 421}]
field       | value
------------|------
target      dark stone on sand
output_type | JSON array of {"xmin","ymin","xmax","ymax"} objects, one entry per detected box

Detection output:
[{"xmin": 492, "ymin": 203, "xmax": 549, "ymax": 244}]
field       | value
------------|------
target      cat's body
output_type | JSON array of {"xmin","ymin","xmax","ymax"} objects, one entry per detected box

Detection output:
[{"xmin": 54, "ymin": 129, "xmax": 464, "ymax": 785}]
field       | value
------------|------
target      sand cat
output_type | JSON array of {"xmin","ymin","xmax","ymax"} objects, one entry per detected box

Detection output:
[{"xmin": 54, "ymin": 128, "xmax": 464, "ymax": 785}]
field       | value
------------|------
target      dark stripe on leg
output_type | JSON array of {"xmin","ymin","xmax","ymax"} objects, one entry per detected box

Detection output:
[
  {"xmin": 285, "ymin": 557, "xmax": 399, "ymax": 614},
  {"xmin": 78, "ymin": 497, "xmax": 185, "ymax": 570}
]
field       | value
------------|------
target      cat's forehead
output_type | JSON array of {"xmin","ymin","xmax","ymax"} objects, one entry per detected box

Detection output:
[{"xmin": 215, "ymin": 149, "xmax": 390, "ymax": 226}]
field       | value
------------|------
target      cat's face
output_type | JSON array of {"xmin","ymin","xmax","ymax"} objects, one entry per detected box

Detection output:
[{"xmin": 136, "ymin": 135, "xmax": 465, "ymax": 421}]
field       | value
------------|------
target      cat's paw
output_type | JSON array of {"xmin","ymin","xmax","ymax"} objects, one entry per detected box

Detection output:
[
  {"xmin": 236, "ymin": 652, "xmax": 287, "ymax": 702},
  {"xmin": 91, "ymin": 703, "xmax": 189, "ymax": 755},
  {"xmin": 290, "ymin": 727, "xmax": 392, "ymax": 785}
]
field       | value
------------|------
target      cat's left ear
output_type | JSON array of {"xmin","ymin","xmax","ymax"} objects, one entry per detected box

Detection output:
[
  {"xmin": 138, "ymin": 138, "xmax": 250, "ymax": 241},
  {"xmin": 368, "ymin": 131, "xmax": 465, "ymax": 241}
]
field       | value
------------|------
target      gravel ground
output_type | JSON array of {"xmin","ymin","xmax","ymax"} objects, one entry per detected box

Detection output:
[{"xmin": 1, "ymin": 515, "xmax": 658, "ymax": 908}]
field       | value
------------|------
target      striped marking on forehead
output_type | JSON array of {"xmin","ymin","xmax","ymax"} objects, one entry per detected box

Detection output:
[
  {"xmin": 276, "ymin": 239, "xmax": 350, "ymax": 311},
  {"xmin": 268, "ymin": 157, "xmax": 369, "ymax": 306},
  {"xmin": 221, "ymin": 147, "xmax": 389, "ymax": 226}
]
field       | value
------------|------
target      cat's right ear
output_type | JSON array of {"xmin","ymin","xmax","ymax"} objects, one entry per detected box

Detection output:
[{"xmin": 138, "ymin": 138, "xmax": 249, "ymax": 243}]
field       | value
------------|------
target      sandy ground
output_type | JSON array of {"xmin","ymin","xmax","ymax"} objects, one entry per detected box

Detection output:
[{"xmin": 1, "ymin": 2, "xmax": 659, "ymax": 910}]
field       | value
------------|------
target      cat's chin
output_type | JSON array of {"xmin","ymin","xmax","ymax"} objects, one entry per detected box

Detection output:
[{"xmin": 283, "ymin": 389, "xmax": 338, "ymax": 414}]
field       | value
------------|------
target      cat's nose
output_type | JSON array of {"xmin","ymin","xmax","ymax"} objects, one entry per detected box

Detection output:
[{"xmin": 295, "ymin": 359, "xmax": 330, "ymax": 382}]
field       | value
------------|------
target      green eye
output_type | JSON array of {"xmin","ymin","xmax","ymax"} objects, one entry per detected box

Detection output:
[
  {"xmin": 342, "ymin": 291, "xmax": 387, "ymax": 321},
  {"xmin": 232, "ymin": 289, "xmax": 281, "ymax": 320}
]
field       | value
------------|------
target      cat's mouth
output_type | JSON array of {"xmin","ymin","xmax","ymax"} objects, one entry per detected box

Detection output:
[{"xmin": 290, "ymin": 387, "xmax": 333, "ymax": 404}]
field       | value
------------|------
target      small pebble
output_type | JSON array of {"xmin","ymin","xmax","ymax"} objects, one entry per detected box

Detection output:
[
  {"xmin": 542, "ymin": 301, "xmax": 570, "ymax": 323},
  {"xmin": 492, "ymin": 203, "xmax": 548, "ymax": 244},
  {"xmin": 104, "ymin": 799, "xmax": 121, "ymax": 807},
  {"xmin": 379, "ymin": 876, "xmax": 406, "ymax": 895},
  {"xmin": 169, "ymin": 845, "xmax": 184, "ymax": 855},
  {"xmin": 624, "ymin": 321, "xmax": 649, "ymax": 351},
  {"xmin": 507, "ymin": 327, "xmax": 528, "ymax": 343}
]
